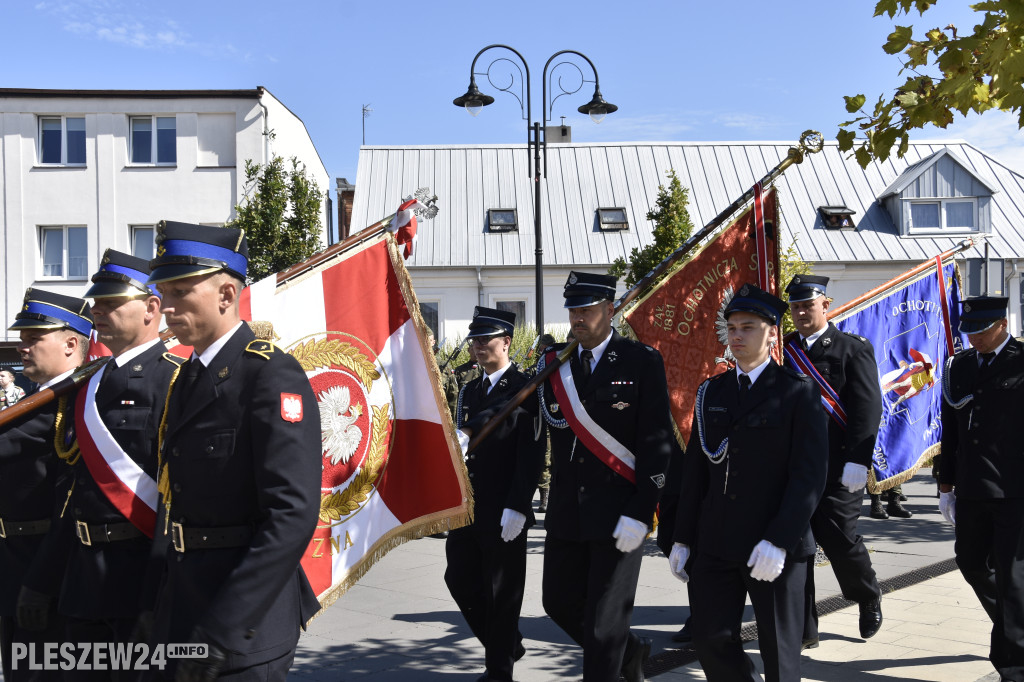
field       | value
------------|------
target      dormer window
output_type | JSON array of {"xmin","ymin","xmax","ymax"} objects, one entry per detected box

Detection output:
[
  {"xmin": 907, "ymin": 198, "xmax": 976, "ymax": 233},
  {"xmin": 818, "ymin": 206, "xmax": 856, "ymax": 230},
  {"xmin": 597, "ymin": 207, "xmax": 629, "ymax": 231},
  {"xmin": 487, "ymin": 208, "xmax": 518, "ymax": 233}
]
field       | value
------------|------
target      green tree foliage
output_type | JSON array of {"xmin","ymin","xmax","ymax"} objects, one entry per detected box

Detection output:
[
  {"xmin": 840, "ymin": 0, "xmax": 1024, "ymax": 167},
  {"xmin": 608, "ymin": 170, "xmax": 695, "ymax": 287},
  {"xmin": 778, "ymin": 237, "xmax": 814, "ymax": 335},
  {"xmin": 231, "ymin": 156, "xmax": 324, "ymax": 282}
]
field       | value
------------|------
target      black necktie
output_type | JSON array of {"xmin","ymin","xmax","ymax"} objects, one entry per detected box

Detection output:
[
  {"xmin": 481, "ymin": 376, "xmax": 491, "ymax": 396},
  {"xmin": 738, "ymin": 373, "xmax": 751, "ymax": 401},
  {"xmin": 579, "ymin": 349, "xmax": 594, "ymax": 386},
  {"xmin": 981, "ymin": 351, "xmax": 996, "ymax": 367},
  {"xmin": 180, "ymin": 358, "xmax": 203, "ymax": 400}
]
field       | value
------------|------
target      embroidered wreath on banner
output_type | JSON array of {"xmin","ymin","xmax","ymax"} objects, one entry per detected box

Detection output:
[
  {"xmin": 318, "ymin": 404, "xmax": 389, "ymax": 521},
  {"xmin": 290, "ymin": 338, "xmax": 382, "ymax": 388}
]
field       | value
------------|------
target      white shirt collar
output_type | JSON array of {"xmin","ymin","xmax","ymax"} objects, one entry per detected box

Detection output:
[
  {"xmin": 737, "ymin": 356, "xmax": 772, "ymax": 388},
  {"xmin": 39, "ymin": 368, "xmax": 76, "ymax": 391},
  {"xmin": 195, "ymin": 322, "xmax": 244, "ymax": 367},
  {"xmin": 110, "ymin": 337, "xmax": 162, "ymax": 369},
  {"xmin": 482, "ymin": 361, "xmax": 512, "ymax": 393},
  {"xmin": 979, "ymin": 333, "xmax": 1012, "ymax": 365},
  {"xmin": 578, "ymin": 329, "xmax": 614, "ymax": 367},
  {"xmin": 800, "ymin": 323, "xmax": 829, "ymax": 349}
]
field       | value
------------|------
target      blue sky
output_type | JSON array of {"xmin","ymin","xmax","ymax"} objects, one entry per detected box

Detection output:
[{"xmin": 6, "ymin": 0, "xmax": 1022, "ymax": 191}]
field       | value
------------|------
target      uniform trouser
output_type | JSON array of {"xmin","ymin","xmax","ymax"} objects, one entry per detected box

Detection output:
[
  {"xmin": 955, "ymin": 497, "xmax": 1024, "ymax": 681},
  {"xmin": 153, "ymin": 648, "xmax": 295, "ymax": 681},
  {"xmin": 542, "ymin": 534, "xmax": 644, "ymax": 682},
  {"xmin": 445, "ymin": 526, "xmax": 528, "ymax": 681},
  {"xmin": 0, "ymin": 610, "xmax": 66, "ymax": 681},
  {"xmin": 690, "ymin": 551, "xmax": 808, "ymax": 682},
  {"xmin": 803, "ymin": 481, "xmax": 880, "ymax": 639},
  {"xmin": 63, "ymin": 615, "xmax": 135, "ymax": 681}
]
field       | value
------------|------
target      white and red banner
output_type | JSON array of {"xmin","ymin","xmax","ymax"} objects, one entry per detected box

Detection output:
[{"xmin": 241, "ymin": 234, "xmax": 470, "ymax": 607}]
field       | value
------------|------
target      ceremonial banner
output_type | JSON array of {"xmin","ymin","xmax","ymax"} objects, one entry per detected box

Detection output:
[
  {"xmin": 621, "ymin": 188, "xmax": 779, "ymax": 443},
  {"xmin": 831, "ymin": 259, "xmax": 966, "ymax": 492},
  {"xmin": 241, "ymin": 234, "xmax": 471, "ymax": 608}
]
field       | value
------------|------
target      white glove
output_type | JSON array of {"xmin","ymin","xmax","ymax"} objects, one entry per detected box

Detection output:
[
  {"xmin": 457, "ymin": 429, "xmax": 470, "ymax": 458},
  {"xmin": 612, "ymin": 515, "xmax": 648, "ymax": 553},
  {"xmin": 841, "ymin": 462, "xmax": 869, "ymax": 493},
  {"xmin": 939, "ymin": 491, "xmax": 956, "ymax": 525},
  {"xmin": 746, "ymin": 540, "xmax": 786, "ymax": 582},
  {"xmin": 668, "ymin": 543, "xmax": 690, "ymax": 583},
  {"xmin": 500, "ymin": 508, "xmax": 526, "ymax": 542}
]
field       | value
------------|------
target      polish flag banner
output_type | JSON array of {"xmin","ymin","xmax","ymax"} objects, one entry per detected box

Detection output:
[
  {"xmin": 240, "ymin": 233, "xmax": 471, "ymax": 608},
  {"xmin": 386, "ymin": 196, "xmax": 423, "ymax": 259},
  {"xmin": 620, "ymin": 188, "xmax": 779, "ymax": 445}
]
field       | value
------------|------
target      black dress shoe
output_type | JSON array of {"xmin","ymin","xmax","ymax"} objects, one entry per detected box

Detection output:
[
  {"xmin": 621, "ymin": 636, "xmax": 651, "ymax": 682},
  {"xmin": 671, "ymin": 623, "xmax": 692, "ymax": 643},
  {"xmin": 887, "ymin": 499, "xmax": 913, "ymax": 518},
  {"xmin": 801, "ymin": 637, "xmax": 819, "ymax": 650},
  {"xmin": 859, "ymin": 598, "xmax": 882, "ymax": 639}
]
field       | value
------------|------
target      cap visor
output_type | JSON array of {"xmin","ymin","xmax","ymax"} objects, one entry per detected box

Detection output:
[
  {"xmin": 147, "ymin": 264, "xmax": 225, "ymax": 285},
  {"xmin": 85, "ymin": 280, "xmax": 150, "ymax": 299},
  {"xmin": 960, "ymin": 319, "xmax": 1000, "ymax": 334},
  {"xmin": 7, "ymin": 318, "xmax": 65, "ymax": 332},
  {"xmin": 466, "ymin": 327, "xmax": 508, "ymax": 339},
  {"xmin": 725, "ymin": 305, "xmax": 778, "ymax": 325},
  {"xmin": 563, "ymin": 296, "xmax": 607, "ymax": 309}
]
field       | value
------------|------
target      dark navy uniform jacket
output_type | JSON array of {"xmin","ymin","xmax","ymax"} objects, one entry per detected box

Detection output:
[
  {"xmin": 459, "ymin": 364, "xmax": 544, "ymax": 538},
  {"xmin": 540, "ymin": 331, "xmax": 675, "ymax": 541},
  {"xmin": 52, "ymin": 342, "xmax": 182, "ymax": 619},
  {"xmin": 674, "ymin": 362, "xmax": 828, "ymax": 562},
  {"xmin": 152, "ymin": 323, "xmax": 321, "ymax": 668},
  {"xmin": 939, "ymin": 337, "xmax": 1024, "ymax": 500},
  {"xmin": 785, "ymin": 323, "xmax": 882, "ymax": 479}
]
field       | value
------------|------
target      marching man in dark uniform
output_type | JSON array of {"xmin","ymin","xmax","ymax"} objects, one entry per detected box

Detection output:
[
  {"xmin": 670, "ymin": 284, "xmax": 827, "ymax": 682},
  {"xmin": 783, "ymin": 275, "xmax": 884, "ymax": 647},
  {"xmin": 146, "ymin": 221, "xmax": 322, "ymax": 680},
  {"xmin": 41, "ymin": 251, "xmax": 183, "ymax": 679},
  {"xmin": 447, "ymin": 307, "xmax": 544, "ymax": 682},
  {"xmin": 1, "ymin": 289, "xmax": 93, "ymax": 681},
  {"xmin": 939, "ymin": 296, "xmax": 1024, "ymax": 681},
  {"xmin": 538, "ymin": 272, "xmax": 674, "ymax": 682}
]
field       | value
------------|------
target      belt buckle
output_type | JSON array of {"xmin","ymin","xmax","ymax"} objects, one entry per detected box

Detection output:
[
  {"xmin": 171, "ymin": 522, "xmax": 185, "ymax": 553},
  {"xmin": 0, "ymin": 518, "xmax": 6, "ymax": 539},
  {"xmin": 76, "ymin": 521, "xmax": 92, "ymax": 546}
]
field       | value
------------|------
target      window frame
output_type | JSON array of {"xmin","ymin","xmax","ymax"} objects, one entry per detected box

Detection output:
[
  {"xmin": 37, "ymin": 115, "xmax": 86, "ymax": 166},
  {"xmin": 906, "ymin": 197, "xmax": 978, "ymax": 235},
  {"xmin": 597, "ymin": 207, "xmax": 630, "ymax": 232},
  {"xmin": 487, "ymin": 208, "xmax": 518, "ymax": 233},
  {"xmin": 38, "ymin": 225, "xmax": 88, "ymax": 281},
  {"xmin": 129, "ymin": 115, "xmax": 177, "ymax": 166},
  {"xmin": 130, "ymin": 225, "xmax": 156, "ymax": 261},
  {"xmin": 418, "ymin": 300, "xmax": 441, "ymax": 343}
]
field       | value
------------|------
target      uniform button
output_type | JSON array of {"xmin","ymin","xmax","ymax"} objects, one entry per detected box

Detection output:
[
  {"xmin": 245, "ymin": 629, "xmax": 256, "ymax": 640},
  {"xmin": 469, "ymin": 473, "xmax": 474, "ymax": 479},
  {"xmin": 74, "ymin": 508, "xmax": 82, "ymax": 515},
  {"xmin": 729, "ymin": 494, "xmax": 736, "ymax": 500},
  {"xmin": 118, "ymin": 419, "xmax": 127, "ymax": 426},
  {"xmin": 977, "ymin": 389, "xmax": 983, "ymax": 395},
  {"xmin": 173, "ymin": 483, "xmax": 181, "ymax": 493},
  {"xmin": 972, "ymin": 438, "xmax": 979, "ymax": 445},
  {"xmin": 469, "ymin": 454, "xmax": 475, "ymax": 460},
  {"xmin": 732, "ymin": 448, "xmax": 740, "ymax": 455},
  {"xmin": 579, "ymin": 486, "xmax": 585, "ymax": 493},
  {"xmin": 172, "ymin": 448, "xmax": 180, "ymax": 457},
  {"xmin": 205, "ymin": 445, "xmax": 214, "ymax": 453}
]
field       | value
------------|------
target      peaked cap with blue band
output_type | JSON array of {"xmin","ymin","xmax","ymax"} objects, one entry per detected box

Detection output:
[
  {"xmin": 725, "ymin": 283, "xmax": 788, "ymax": 326},
  {"xmin": 147, "ymin": 220, "xmax": 248, "ymax": 285},
  {"xmin": 86, "ymin": 249, "xmax": 159, "ymax": 299},
  {"xmin": 467, "ymin": 306, "xmax": 516, "ymax": 338},
  {"xmin": 9, "ymin": 288, "xmax": 94, "ymax": 336},
  {"xmin": 563, "ymin": 270, "xmax": 617, "ymax": 308},
  {"xmin": 959, "ymin": 295, "xmax": 1008, "ymax": 334},
  {"xmin": 785, "ymin": 274, "xmax": 830, "ymax": 303}
]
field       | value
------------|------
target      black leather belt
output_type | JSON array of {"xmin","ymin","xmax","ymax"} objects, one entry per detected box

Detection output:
[
  {"xmin": 76, "ymin": 521, "xmax": 144, "ymax": 546},
  {"xmin": 0, "ymin": 518, "xmax": 51, "ymax": 538},
  {"xmin": 170, "ymin": 522, "xmax": 253, "ymax": 553}
]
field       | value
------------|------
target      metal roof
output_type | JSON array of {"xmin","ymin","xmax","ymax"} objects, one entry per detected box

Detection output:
[{"xmin": 350, "ymin": 140, "xmax": 1024, "ymax": 267}]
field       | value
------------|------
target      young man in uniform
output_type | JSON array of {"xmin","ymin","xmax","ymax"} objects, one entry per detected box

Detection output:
[
  {"xmin": 670, "ymin": 283, "xmax": 827, "ymax": 682},
  {"xmin": 146, "ymin": 221, "xmax": 322, "ymax": 680},
  {"xmin": 1, "ymin": 289, "xmax": 93, "ymax": 681},
  {"xmin": 939, "ymin": 296, "xmax": 1024, "ymax": 680},
  {"xmin": 538, "ymin": 271, "xmax": 674, "ymax": 682},
  {"xmin": 783, "ymin": 275, "xmax": 884, "ymax": 647},
  {"xmin": 447, "ymin": 307, "xmax": 544, "ymax": 682}
]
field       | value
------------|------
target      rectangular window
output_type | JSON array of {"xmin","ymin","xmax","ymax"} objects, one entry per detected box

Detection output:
[
  {"xmin": 496, "ymin": 300, "xmax": 526, "ymax": 327},
  {"xmin": 38, "ymin": 116, "xmax": 86, "ymax": 165},
  {"xmin": 419, "ymin": 301, "xmax": 440, "ymax": 341},
  {"xmin": 131, "ymin": 116, "xmax": 176, "ymax": 165},
  {"xmin": 597, "ymin": 207, "xmax": 629, "ymax": 231},
  {"xmin": 908, "ymin": 199, "xmax": 976, "ymax": 234},
  {"xmin": 487, "ymin": 208, "xmax": 518, "ymax": 233},
  {"xmin": 39, "ymin": 226, "xmax": 87, "ymax": 280},
  {"xmin": 131, "ymin": 226, "xmax": 155, "ymax": 261}
]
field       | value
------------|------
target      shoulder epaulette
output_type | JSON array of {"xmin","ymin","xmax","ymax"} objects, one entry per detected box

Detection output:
[
  {"xmin": 843, "ymin": 332, "xmax": 869, "ymax": 344},
  {"xmin": 162, "ymin": 352, "xmax": 186, "ymax": 366},
  {"xmin": 246, "ymin": 339, "xmax": 283, "ymax": 360}
]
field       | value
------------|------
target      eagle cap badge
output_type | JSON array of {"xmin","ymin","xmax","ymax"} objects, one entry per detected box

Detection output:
[{"xmin": 281, "ymin": 393, "xmax": 303, "ymax": 422}]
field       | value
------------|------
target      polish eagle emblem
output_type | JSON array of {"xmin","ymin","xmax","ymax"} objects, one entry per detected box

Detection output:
[{"xmin": 318, "ymin": 385, "xmax": 365, "ymax": 465}]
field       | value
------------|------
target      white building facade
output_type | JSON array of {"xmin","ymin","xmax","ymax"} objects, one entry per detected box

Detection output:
[{"xmin": 0, "ymin": 87, "xmax": 329, "ymax": 354}]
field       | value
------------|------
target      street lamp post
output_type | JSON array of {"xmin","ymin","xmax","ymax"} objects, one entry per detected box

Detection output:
[{"xmin": 453, "ymin": 45, "xmax": 617, "ymax": 335}]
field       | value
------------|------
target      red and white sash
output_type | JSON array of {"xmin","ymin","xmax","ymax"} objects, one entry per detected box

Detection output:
[
  {"xmin": 548, "ymin": 353, "xmax": 637, "ymax": 483},
  {"xmin": 73, "ymin": 367, "xmax": 158, "ymax": 537}
]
